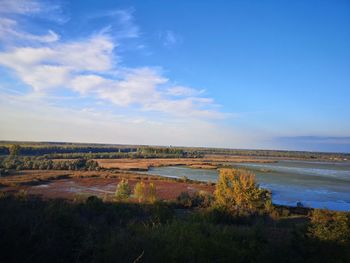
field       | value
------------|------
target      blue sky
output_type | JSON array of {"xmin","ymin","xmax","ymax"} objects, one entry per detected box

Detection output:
[{"xmin": 0, "ymin": 0, "xmax": 349, "ymax": 152}]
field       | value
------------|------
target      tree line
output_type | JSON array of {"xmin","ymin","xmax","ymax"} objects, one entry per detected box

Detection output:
[
  {"xmin": 0, "ymin": 144, "xmax": 203, "ymax": 158},
  {"xmin": 0, "ymin": 157, "xmax": 99, "ymax": 172}
]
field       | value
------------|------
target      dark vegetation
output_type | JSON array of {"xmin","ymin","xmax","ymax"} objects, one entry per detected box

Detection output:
[
  {"xmin": 0, "ymin": 192, "xmax": 349, "ymax": 263},
  {"xmin": 0, "ymin": 143, "xmax": 203, "ymax": 159},
  {"xmin": 196, "ymin": 148, "xmax": 350, "ymax": 160},
  {"xmin": 41, "ymin": 150, "xmax": 202, "ymax": 159},
  {"xmin": 1, "ymin": 141, "xmax": 349, "ymax": 160},
  {"xmin": 0, "ymin": 156, "xmax": 99, "ymax": 172}
]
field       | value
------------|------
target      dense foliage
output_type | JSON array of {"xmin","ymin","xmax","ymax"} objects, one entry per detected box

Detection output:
[
  {"xmin": 41, "ymin": 150, "xmax": 203, "ymax": 159},
  {"xmin": 1, "ymin": 141, "xmax": 348, "ymax": 160},
  {"xmin": 214, "ymin": 169, "xmax": 271, "ymax": 214},
  {"xmin": 308, "ymin": 209, "xmax": 350, "ymax": 244},
  {"xmin": 0, "ymin": 194, "xmax": 349, "ymax": 263},
  {"xmin": 134, "ymin": 181, "xmax": 146, "ymax": 202},
  {"xmin": 0, "ymin": 157, "xmax": 99, "ymax": 172},
  {"xmin": 115, "ymin": 179, "xmax": 132, "ymax": 200}
]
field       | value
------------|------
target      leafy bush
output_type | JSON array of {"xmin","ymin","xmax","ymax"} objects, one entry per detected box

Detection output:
[
  {"xmin": 115, "ymin": 179, "xmax": 131, "ymax": 201},
  {"xmin": 147, "ymin": 183, "xmax": 157, "ymax": 204},
  {"xmin": 177, "ymin": 191, "xmax": 213, "ymax": 208},
  {"xmin": 214, "ymin": 168, "xmax": 271, "ymax": 213},
  {"xmin": 134, "ymin": 181, "xmax": 146, "ymax": 202},
  {"xmin": 308, "ymin": 209, "xmax": 350, "ymax": 244}
]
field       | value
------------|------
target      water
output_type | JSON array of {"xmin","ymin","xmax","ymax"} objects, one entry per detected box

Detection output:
[{"xmin": 144, "ymin": 160, "xmax": 350, "ymax": 211}]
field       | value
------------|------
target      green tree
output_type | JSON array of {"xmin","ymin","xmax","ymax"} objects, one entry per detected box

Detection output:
[
  {"xmin": 214, "ymin": 168, "xmax": 269, "ymax": 213},
  {"xmin": 134, "ymin": 181, "xmax": 146, "ymax": 203},
  {"xmin": 9, "ymin": 144, "xmax": 21, "ymax": 157},
  {"xmin": 148, "ymin": 183, "xmax": 157, "ymax": 204},
  {"xmin": 115, "ymin": 179, "xmax": 131, "ymax": 201}
]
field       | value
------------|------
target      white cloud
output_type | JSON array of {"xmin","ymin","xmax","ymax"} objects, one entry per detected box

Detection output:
[
  {"xmin": 21, "ymin": 65, "xmax": 71, "ymax": 91},
  {"xmin": 0, "ymin": 34, "xmax": 114, "ymax": 91},
  {"xmin": 96, "ymin": 68, "xmax": 167, "ymax": 106},
  {"xmin": 0, "ymin": 1, "xmax": 227, "ymax": 128},
  {"xmin": 0, "ymin": 31, "xmax": 224, "ymax": 118},
  {"xmin": 70, "ymin": 75, "xmax": 108, "ymax": 94},
  {"xmin": 0, "ymin": 93, "xmax": 256, "ymax": 148},
  {"xmin": 55, "ymin": 35, "xmax": 115, "ymax": 71}
]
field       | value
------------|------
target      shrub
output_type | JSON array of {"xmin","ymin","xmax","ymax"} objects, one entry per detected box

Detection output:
[
  {"xmin": 115, "ymin": 179, "xmax": 131, "ymax": 201},
  {"xmin": 308, "ymin": 209, "xmax": 350, "ymax": 244},
  {"xmin": 177, "ymin": 192, "xmax": 193, "ymax": 207},
  {"xmin": 148, "ymin": 183, "xmax": 157, "ymax": 204},
  {"xmin": 177, "ymin": 191, "xmax": 213, "ymax": 208},
  {"xmin": 181, "ymin": 176, "xmax": 189, "ymax": 182},
  {"xmin": 134, "ymin": 181, "xmax": 146, "ymax": 203},
  {"xmin": 214, "ymin": 168, "xmax": 270, "ymax": 213}
]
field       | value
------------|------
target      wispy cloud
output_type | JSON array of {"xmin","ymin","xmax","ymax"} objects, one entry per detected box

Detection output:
[
  {"xmin": 166, "ymin": 86, "xmax": 205, "ymax": 97},
  {"xmin": 159, "ymin": 30, "xmax": 182, "ymax": 47},
  {"xmin": 0, "ymin": 18, "xmax": 59, "ymax": 43},
  {"xmin": 0, "ymin": 92, "xmax": 255, "ymax": 148},
  {"xmin": 0, "ymin": 0, "xmax": 42, "ymax": 15},
  {"xmin": 0, "ymin": 0, "xmax": 69, "ymax": 24},
  {"xmin": 0, "ymin": 1, "xmax": 225, "ymax": 120},
  {"xmin": 87, "ymin": 9, "xmax": 140, "ymax": 39}
]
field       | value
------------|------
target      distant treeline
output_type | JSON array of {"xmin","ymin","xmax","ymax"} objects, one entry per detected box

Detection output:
[
  {"xmin": 0, "ymin": 144, "xmax": 203, "ymax": 159},
  {"xmin": 42, "ymin": 151, "xmax": 203, "ymax": 159},
  {"xmin": 0, "ymin": 141, "xmax": 349, "ymax": 160},
  {"xmin": 138, "ymin": 147, "xmax": 185, "ymax": 155},
  {"xmin": 195, "ymin": 148, "xmax": 350, "ymax": 160},
  {"xmin": 0, "ymin": 157, "xmax": 99, "ymax": 172},
  {"xmin": 0, "ymin": 146, "xmax": 137, "ymax": 156}
]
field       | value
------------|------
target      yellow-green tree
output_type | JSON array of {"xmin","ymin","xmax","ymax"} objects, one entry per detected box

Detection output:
[
  {"xmin": 134, "ymin": 181, "xmax": 146, "ymax": 203},
  {"xmin": 214, "ymin": 168, "xmax": 269, "ymax": 213},
  {"xmin": 148, "ymin": 183, "xmax": 157, "ymax": 204},
  {"xmin": 115, "ymin": 179, "xmax": 131, "ymax": 201}
]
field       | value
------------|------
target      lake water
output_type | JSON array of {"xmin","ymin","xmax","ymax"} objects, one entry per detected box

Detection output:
[{"xmin": 144, "ymin": 160, "xmax": 350, "ymax": 211}]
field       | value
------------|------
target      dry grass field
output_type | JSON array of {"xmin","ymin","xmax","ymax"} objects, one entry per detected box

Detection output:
[{"xmin": 95, "ymin": 155, "xmax": 275, "ymax": 170}]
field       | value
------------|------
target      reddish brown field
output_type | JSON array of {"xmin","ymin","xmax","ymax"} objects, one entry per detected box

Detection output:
[
  {"xmin": 17, "ymin": 177, "xmax": 213, "ymax": 200},
  {"xmin": 0, "ymin": 170, "xmax": 214, "ymax": 201},
  {"xmin": 0, "ymin": 156, "xmax": 273, "ymax": 201}
]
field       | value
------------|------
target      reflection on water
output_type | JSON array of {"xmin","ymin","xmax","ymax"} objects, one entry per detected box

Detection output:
[{"xmin": 145, "ymin": 160, "xmax": 350, "ymax": 211}]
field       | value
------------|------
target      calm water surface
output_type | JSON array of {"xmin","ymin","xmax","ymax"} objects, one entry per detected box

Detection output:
[{"xmin": 145, "ymin": 160, "xmax": 350, "ymax": 211}]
